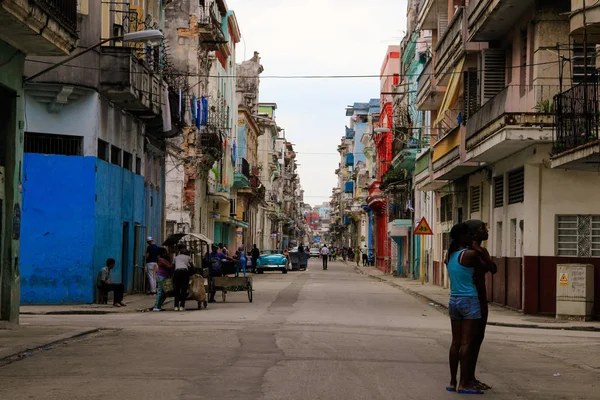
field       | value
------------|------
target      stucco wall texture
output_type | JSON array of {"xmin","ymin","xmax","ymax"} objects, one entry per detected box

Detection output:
[{"xmin": 21, "ymin": 154, "xmax": 145, "ymax": 304}]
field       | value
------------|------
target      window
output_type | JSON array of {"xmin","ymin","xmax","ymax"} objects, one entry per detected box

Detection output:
[
  {"xmin": 442, "ymin": 232, "xmax": 451, "ymax": 253},
  {"xmin": 470, "ymin": 185, "xmax": 481, "ymax": 214},
  {"xmin": 572, "ymin": 43, "xmax": 597, "ymax": 84},
  {"xmin": 496, "ymin": 221, "xmax": 503, "ymax": 256},
  {"xmin": 98, "ymin": 139, "xmax": 109, "ymax": 162},
  {"xmin": 111, "ymin": 146, "xmax": 121, "ymax": 166},
  {"xmin": 508, "ymin": 168, "xmax": 524, "ymax": 204},
  {"xmin": 519, "ymin": 28, "xmax": 527, "ymax": 97},
  {"xmin": 123, "ymin": 152, "xmax": 133, "ymax": 171},
  {"xmin": 229, "ymin": 197, "xmax": 237, "ymax": 217},
  {"xmin": 557, "ymin": 215, "xmax": 600, "ymax": 257},
  {"xmin": 25, "ymin": 133, "xmax": 82, "ymax": 156},
  {"xmin": 136, "ymin": 157, "xmax": 142, "ymax": 175},
  {"xmin": 494, "ymin": 175, "xmax": 504, "ymax": 208},
  {"xmin": 441, "ymin": 195, "xmax": 453, "ymax": 223},
  {"xmin": 510, "ymin": 219, "xmax": 517, "ymax": 257}
]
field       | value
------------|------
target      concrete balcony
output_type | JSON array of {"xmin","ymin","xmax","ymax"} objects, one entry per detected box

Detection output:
[
  {"xmin": 197, "ymin": 0, "xmax": 227, "ymax": 51},
  {"xmin": 391, "ymin": 148, "xmax": 418, "ymax": 172},
  {"xmin": 416, "ymin": 58, "xmax": 445, "ymax": 111},
  {"xmin": 417, "ymin": 0, "xmax": 444, "ymax": 31},
  {"xmin": 569, "ymin": 0, "xmax": 600, "ymax": 43},
  {"xmin": 99, "ymin": 47, "xmax": 160, "ymax": 115},
  {"xmin": 432, "ymin": 126, "xmax": 479, "ymax": 181},
  {"xmin": 209, "ymin": 183, "xmax": 230, "ymax": 204},
  {"xmin": 234, "ymin": 157, "xmax": 250, "ymax": 188},
  {"xmin": 434, "ymin": 8, "xmax": 465, "ymax": 81},
  {"xmin": 0, "ymin": 0, "xmax": 78, "ymax": 56},
  {"xmin": 468, "ymin": 0, "xmax": 535, "ymax": 42},
  {"xmin": 465, "ymin": 85, "xmax": 555, "ymax": 163}
]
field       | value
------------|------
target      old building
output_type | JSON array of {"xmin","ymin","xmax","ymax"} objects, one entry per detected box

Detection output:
[
  {"xmin": 20, "ymin": 0, "xmax": 178, "ymax": 304},
  {"xmin": 0, "ymin": 0, "xmax": 78, "ymax": 320}
]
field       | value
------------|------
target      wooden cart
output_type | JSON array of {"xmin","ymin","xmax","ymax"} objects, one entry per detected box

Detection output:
[{"xmin": 211, "ymin": 276, "xmax": 253, "ymax": 303}]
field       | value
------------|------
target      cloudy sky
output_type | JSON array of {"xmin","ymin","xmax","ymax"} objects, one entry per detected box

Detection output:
[{"xmin": 228, "ymin": 0, "xmax": 407, "ymax": 207}]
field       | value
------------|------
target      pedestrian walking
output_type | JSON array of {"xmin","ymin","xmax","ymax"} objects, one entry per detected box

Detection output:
[
  {"xmin": 235, "ymin": 245, "xmax": 247, "ymax": 277},
  {"xmin": 145, "ymin": 237, "xmax": 159, "ymax": 295},
  {"xmin": 153, "ymin": 248, "xmax": 173, "ymax": 312},
  {"xmin": 445, "ymin": 223, "xmax": 485, "ymax": 395},
  {"xmin": 362, "ymin": 245, "xmax": 368, "ymax": 266},
  {"xmin": 465, "ymin": 219, "xmax": 497, "ymax": 391},
  {"xmin": 173, "ymin": 248, "xmax": 193, "ymax": 311},
  {"xmin": 321, "ymin": 245, "xmax": 330, "ymax": 270},
  {"xmin": 251, "ymin": 244, "xmax": 260, "ymax": 273},
  {"xmin": 342, "ymin": 247, "xmax": 347, "ymax": 261},
  {"xmin": 208, "ymin": 244, "xmax": 231, "ymax": 303},
  {"xmin": 98, "ymin": 258, "xmax": 126, "ymax": 307},
  {"xmin": 356, "ymin": 246, "xmax": 361, "ymax": 266}
]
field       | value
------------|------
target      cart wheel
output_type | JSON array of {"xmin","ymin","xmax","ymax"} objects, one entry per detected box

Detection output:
[
  {"xmin": 282, "ymin": 269, "xmax": 288, "ymax": 274},
  {"xmin": 247, "ymin": 283, "xmax": 253, "ymax": 303},
  {"xmin": 197, "ymin": 301, "xmax": 202, "ymax": 310},
  {"xmin": 204, "ymin": 301, "xmax": 208, "ymax": 308},
  {"xmin": 222, "ymin": 291, "xmax": 227, "ymax": 302}
]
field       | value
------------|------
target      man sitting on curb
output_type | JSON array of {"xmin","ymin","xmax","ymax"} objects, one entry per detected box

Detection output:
[{"xmin": 98, "ymin": 258, "xmax": 126, "ymax": 307}]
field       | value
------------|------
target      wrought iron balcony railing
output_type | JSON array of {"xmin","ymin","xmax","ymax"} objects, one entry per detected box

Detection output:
[
  {"xmin": 553, "ymin": 73, "xmax": 599, "ymax": 154},
  {"xmin": 35, "ymin": 0, "xmax": 77, "ymax": 34}
]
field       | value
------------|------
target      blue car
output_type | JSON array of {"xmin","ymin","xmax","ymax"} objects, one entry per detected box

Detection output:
[{"xmin": 256, "ymin": 250, "xmax": 289, "ymax": 274}]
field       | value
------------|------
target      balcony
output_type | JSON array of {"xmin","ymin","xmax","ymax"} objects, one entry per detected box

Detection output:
[
  {"xmin": 345, "ymin": 127, "xmax": 355, "ymax": 139},
  {"xmin": 197, "ymin": 0, "xmax": 227, "ymax": 51},
  {"xmin": 391, "ymin": 148, "xmax": 418, "ymax": 172},
  {"xmin": 234, "ymin": 157, "xmax": 250, "ymax": 188},
  {"xmin": 418, "ymin": 0, "xmax": 444, "ymax": 31},
  {"xmin": 99, "ymin": 47, "xmax": 159, "ymax": 115},
  {"xmin": 551, "ymin": 75, "xmax": 600, "ymax": 170},
  {"xmin": 434, "ymin": 8, "xmax": 465, "ymax": 80},
  {"xmin": 468, "ymin": 0, "xmax": 534, "ymax": 42},
  {"xmin": 432, "ymin": 126, "xmax": 479, "ymax": 181},
  {"xmin": 345, "ymin": 153, "xmax": 354, "ymax": 167},
  {"xmin": 570, "ymin": 1, "xmax": 600, "ymax": 44},
  {"xmin": 465, "ymin": 85, "xmax": 556, "ymax": 163},
  {"xmin": 416, "ymin": 58, "xmax": 445, "ymax": 111},
  {"xmin": 0, "ymin": 0, "xmax": 78, "ymax": 55},
  {"xmin": 198, "ymin": 127, "xmax": 223, "ymax": 165}
]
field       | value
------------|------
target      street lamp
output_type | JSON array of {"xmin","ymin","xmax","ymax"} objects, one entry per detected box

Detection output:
[{"xmin": 25, "ymin": 30, "xmax": 164, "ymax": 82}]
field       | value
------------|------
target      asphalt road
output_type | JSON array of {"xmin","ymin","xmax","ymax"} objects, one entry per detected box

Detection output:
[{"xmin": 1, "ymin": 259, "xmax": 599, "ymax": 399}]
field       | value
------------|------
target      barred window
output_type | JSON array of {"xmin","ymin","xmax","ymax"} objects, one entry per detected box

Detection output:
[
  {"xmin": 557, "ymin": 215, "xmax": 600, "ymax": 257},
  {"xmin": 25, "ymin": 133, "xmax": 82, "ymax": 156}
]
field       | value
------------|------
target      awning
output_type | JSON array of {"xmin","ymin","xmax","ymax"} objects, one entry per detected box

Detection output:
[
  {"xmin": 433, "ymin": 57, "xmax": 465, "ymax": 128},
  {"xmin": 162, "ymin": 232, "xmax": 213, "ymax": 247}
]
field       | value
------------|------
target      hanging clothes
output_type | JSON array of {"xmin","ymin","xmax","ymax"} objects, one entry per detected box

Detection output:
[
  {"xmin": 191, "ymin": 95, "xmax": 197, "ymax": 121},
  {"xmin": 201, "ymin": 96, "xmax": 209, "ymax": 125},
  {"xmin": 195, "ymin": 100, "xmax": 201, "ymax": 129}
]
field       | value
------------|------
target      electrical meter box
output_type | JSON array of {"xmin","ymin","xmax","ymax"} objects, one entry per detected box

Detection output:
[{"xmin": 556, "ymin": 264, "xmax": 595, "ymax": 321}]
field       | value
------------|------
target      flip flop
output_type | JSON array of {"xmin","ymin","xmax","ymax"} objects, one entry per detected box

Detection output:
[
  {"xmin": 446, "ymin": 387, "xmax": 456, "ymax": 392},
  {"xmin": 458, "ymin": 388, "xmax": 484, "ymax": 395},
  {"xmin": 474, "ymin": 380, "xmax": 492, "ymax": 390}
]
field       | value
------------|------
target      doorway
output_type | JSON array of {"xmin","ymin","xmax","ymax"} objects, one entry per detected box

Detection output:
[{"xmin": 122, "ymin": 222, "xmax": 129, "ymax": 288}]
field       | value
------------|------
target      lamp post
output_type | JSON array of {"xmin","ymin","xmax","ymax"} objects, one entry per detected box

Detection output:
[{"xmin": 25, "ymin": 30, "xmax": 164, "ymax": 82}]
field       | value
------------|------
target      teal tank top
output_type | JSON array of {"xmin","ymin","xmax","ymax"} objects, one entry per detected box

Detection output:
[{"xmin": 447, "ymin": 249, "xmax": 478, "ymax": 297}]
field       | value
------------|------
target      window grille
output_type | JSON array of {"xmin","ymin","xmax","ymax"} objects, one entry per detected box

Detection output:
[
  {"xmin": 508, "ymin": 168, "xmax": 524, "ymax": 204},
  {"xmin": 470, "ymin": 186, "xmax": 481, "ymax": 213},
  {"xmin": 557, "ymin": 215, "xmax": 600, "ymax": 257},
  {"xmin": 25, "ymin": 133, "xmax": 83, "ymax": 156},
  {"xmin": 494, "ymin": 175, "xmax": 504, "ymax": 208}
]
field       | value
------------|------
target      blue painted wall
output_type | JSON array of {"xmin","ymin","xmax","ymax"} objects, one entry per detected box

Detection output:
[
  {"xmin": 21, "ymin": 155, "xmax": 97, "ymax": 304},
  {"xmin": 354, "ymin": 123, "xmax": 368, "ymax": 165},
  {"xmin": 21, "ymin": 155, "xmax": 147, "ymax": 304}
]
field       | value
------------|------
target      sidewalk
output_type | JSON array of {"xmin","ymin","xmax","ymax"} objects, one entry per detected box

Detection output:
[
  {"xmin": 352, "ymin": 264, "xmax": 600, "ymax": 332},
  {"xmin": 20, "ymin": 293, "xmax": 166, "ymax": 315},
  {"xmin": 0, "ymin": 321, "xmax": 98, "ymax": 361}
]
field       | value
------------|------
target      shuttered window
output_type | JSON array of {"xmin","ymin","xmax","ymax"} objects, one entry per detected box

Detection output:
[
  {"xmin": 507, "ymin": 168, "xmax": 524, "ymax": 204},
  {"xmin": 441, "ymin": 195, "xmax": 453, "ymax": 223},
  {"xmin": 463, "ymin": 70, "xmax": 479, "ymax": 121},
  {"xmin": 494, "ymin": 176, "xmax": 504, "ymax": 208},
  {"xmin": 480, "ymin": 49, "xmax": 506, "ymax": 105},
  {"xmin": 470, "ymin": 186, "xmax": 481, "ymax": 213},
  {"xmin": 557, "ymin": 215, "xmax": 600, "ymax": 257}
]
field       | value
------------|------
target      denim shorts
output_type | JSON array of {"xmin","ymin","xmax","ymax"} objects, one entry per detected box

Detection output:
[{"xmin": 448, "ymin": 296, "xmax": 482, "ymax": 321}]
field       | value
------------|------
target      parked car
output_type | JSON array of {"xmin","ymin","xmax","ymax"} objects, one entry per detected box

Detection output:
[
  {"xmin": 256, "ymin": 250, "xmax": 289, "ymax": 274},
  {"xmin": 309, "ymin": 247, "xmax": 320, "ymax": 258}
]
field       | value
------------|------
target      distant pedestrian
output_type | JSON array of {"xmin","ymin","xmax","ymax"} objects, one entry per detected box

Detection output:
[
  {"xmin": 173, "ymin": 248, "xmax": 193, "ymax": 311},
  {"xmin": 145, "ymin": 237, "xmax": 159, "ymax": 295},
  {"xmin": 445, "ymin": 223, "xmax": 484, "ymax": 395},
  {"xmin": 342, "ymin": 247, "xmax": 347, "ymax": 261},
  {"xmin": 222, "ymin": 243, "xmax": 230, "ymax": 257},
  {"xmin": 348, "ymin": 247, "xmax": 355, "ymax": 262},
  {"xmin": 235, "ymin": 245, "xmax": 247, "ymax": 277},
  {"xmin": 251, "ymin": 244, "xmax": 261, "ymax": 273},
  {"xmin": 320, "ymin": 245, "xmax": 330, "ymax": 270},
  {"xmin": 99, "ymin": 258, "xmax": 126, "ymax": 307},
  {"xmin": 465, "ymin": 219, "xmax": 497, "ymax": 391},
  {"xmin": 208, "ymin": 244, "xmax": 232, "ymax": 303},
  {"xmin": 362, "ymin": 245, "xmax": 368, "ymax": 266},
  {"xmin": 153, "ymin": 248, "xmax": 173, "ymax": 312}
]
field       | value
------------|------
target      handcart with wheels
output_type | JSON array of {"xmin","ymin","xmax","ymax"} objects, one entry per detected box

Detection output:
[{"xmin": 211, "ymin": 275, "xmax": 253, "ymax": 303}]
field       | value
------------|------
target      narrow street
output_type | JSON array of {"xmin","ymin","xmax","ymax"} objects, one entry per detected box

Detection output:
[{"xmin": 1, "ymin": 260, "xmax": 599, "ymax": 400}]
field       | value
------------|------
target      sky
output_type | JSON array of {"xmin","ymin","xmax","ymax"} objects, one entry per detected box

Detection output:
[{"xmin": 228, "ymin": 0, "xmax": 407, "ymax": 207}]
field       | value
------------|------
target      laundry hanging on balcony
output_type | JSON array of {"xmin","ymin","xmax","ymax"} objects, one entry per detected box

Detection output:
[
  {"xmin": 162, "ymin": 84, "xmax": 172, "ymax": 132},
  {"xmin": 201, "ymin": 96, "xmax": 209, "ymax": 125}
]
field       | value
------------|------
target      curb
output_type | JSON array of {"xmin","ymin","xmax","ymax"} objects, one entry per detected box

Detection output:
[
  {"xmin": 351, "ymin": 265, "xmax": 600, "ymax": 333},
  {"xmin": 0, "ymin": 328, "xmax": 99, "ymax": 361}
]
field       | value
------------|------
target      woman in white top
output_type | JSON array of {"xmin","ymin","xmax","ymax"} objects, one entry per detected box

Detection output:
[{"xmin": 173, "ymin": 248, "xmax": 194, "ymax": 311}]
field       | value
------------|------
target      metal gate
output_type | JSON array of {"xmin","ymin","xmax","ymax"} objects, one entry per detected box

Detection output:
[{"xmin": 132, "ymin": 224, "xmax": 148, "ymax": 293}]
